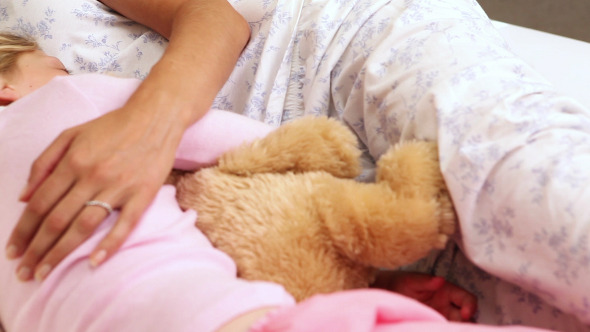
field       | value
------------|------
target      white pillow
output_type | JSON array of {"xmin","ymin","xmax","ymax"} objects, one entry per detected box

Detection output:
[{"xmin": 0, "ymin": 0, "xmax": 167, "ymax": 78}]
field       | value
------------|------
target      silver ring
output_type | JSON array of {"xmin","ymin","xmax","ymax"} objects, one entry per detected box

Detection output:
[{"xmin": 85, "ymin": 200, "xmax": 114, "ymax": 214}]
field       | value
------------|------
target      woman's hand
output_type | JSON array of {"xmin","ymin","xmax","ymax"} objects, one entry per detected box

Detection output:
[
  {"xmin": 372, "ymin": 270, "xmax": 478, "ymax": 322},
  {"xmin": 5, "ymin": 0, "xmax": 250, "ymax": 282},
  {"xmin": 6, "ymin": 105, "xmax": 182, "ymax": 281}
]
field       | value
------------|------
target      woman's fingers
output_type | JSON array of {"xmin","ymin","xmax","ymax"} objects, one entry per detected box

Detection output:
[
  {"xmin": 18, "ymin": 129, "xmax": 75, "ymax": 202},
  {"xmin": 89, "ymin": 196, "xmax": 149, "ymax": 266},
  {"xmin": 31, "ymin": 197, "xmax": 115, "ymax": 281},
  {"xmin": 30, "ymin": 191, "xmax": 158, "ymax": 280},
  {"xmin": 14, "ymin": 181, "xmax": 97, "ymax": 281},
  {"xmin": 6, "ymin": 164, "xmax": 77, "ymax": 261},
  {"xmin": 6, "ymin": 128, "xmax": 81, "ymax": 260},
  {"xmin": 8, "ymin": 108, "xmax": 179, "ymax": 282}
]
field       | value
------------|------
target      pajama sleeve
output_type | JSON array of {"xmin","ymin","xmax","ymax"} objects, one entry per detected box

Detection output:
[
  {"xmin": 330, "ymin": 0, "xmax": 590, "ymax": 324},
  {"xmin": 173, "ymin": 110, "xmax": 275, "ymax": 170}
]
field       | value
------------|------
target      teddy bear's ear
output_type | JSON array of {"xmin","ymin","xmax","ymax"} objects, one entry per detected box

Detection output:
[{"xmin": 218, "ymin": 116, "xmax": 362, "ymax": 178}]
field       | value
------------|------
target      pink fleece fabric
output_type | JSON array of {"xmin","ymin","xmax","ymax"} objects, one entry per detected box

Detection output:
[{"xmin": 251, "ymin": 290, "xmax": 554, "ymax": 332}]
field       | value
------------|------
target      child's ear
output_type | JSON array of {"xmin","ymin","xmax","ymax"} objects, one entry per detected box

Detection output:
[{"xmin": 0, "ymin": 84, "xmax": 19, "ymax": 106}]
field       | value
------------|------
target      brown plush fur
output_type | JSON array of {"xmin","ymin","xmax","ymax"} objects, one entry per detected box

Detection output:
[{"xmin": 175, "ymin": 117, "xmax": 456, "ymax": 302}]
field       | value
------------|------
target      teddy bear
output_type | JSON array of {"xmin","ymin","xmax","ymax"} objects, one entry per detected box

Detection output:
[{"xmin": 174, "ymin": 116, "xmax": 456, "ymax": 302}]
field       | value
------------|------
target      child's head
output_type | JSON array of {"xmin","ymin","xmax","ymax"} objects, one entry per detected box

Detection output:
[{"xmin": 0, "ymin": 32, "xmax": 69, "ymax": 105}]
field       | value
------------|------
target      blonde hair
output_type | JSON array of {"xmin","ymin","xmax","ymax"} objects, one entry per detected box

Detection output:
[{"xmin": 0, "ymin": 32, "xmax": 39, "ymax": 75}]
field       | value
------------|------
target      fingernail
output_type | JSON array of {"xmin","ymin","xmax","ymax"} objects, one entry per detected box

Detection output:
[
  {"xmin": 35, "ymin": 264, "xmax": 52, "ymax": 281},
  {"xmin": 90, "ymin": 250, "xmax": 107, "ymax": 267},
  {"xmin": 17, "ymin": 266, "xmax": 32, "ymax": 281},
  {"xmin": 18, "ymin": 186, "xmax": 29, "ymax": 201},
  {"xmin": 5, "ymin": 244, "xmax": 18, "ymax": 259}
]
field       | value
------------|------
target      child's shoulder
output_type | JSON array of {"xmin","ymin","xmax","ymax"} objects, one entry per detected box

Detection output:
[
  {"xmin": 57, "ymin": 74, "xmax": 142, "ymax": 90},
  {"xmin": 50, "ymin": 74, "xmax": 142, "ymax": 111}
]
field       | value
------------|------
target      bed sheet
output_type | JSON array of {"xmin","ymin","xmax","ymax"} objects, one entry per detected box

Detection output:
[{"xmin": 2, "ymin": 0, "xmax": 590, "ymax": 331}]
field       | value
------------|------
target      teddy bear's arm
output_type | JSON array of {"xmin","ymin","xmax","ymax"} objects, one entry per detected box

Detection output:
[
  {"xmin": 218, "ymin": 117, "xmax": 362, "ymax": 178},
  {"xmin": 173, "ymin": 110, "xmax": 274, "ymax": 170}
]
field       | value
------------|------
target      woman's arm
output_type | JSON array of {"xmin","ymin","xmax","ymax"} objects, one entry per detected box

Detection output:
[
  {"xmin": 102, "ymin": 0, "xmax": 250, "ymax": 128},
  {"xmin": 7, "ymin": 0, "xmax": 251, "ymax": 281}
]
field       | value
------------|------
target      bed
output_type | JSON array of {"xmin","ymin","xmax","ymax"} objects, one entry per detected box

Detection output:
[{"xmin": 1, "ymin": 0, "xmax": 590, "ymax": 331}]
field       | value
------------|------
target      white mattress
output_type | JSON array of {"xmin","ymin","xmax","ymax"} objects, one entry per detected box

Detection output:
[{"xmin": 493, "ymin": 20, "xmax": 590, "ymax": 108}]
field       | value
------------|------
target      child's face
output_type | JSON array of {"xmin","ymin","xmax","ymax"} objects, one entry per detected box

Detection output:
[{"xmin": 10, "ymin": 50, "xmax": 69, "ymax": 97}]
